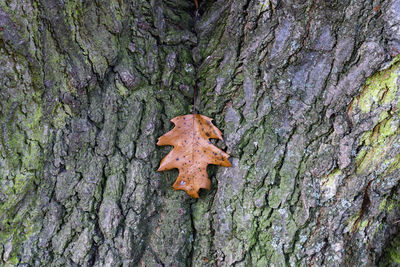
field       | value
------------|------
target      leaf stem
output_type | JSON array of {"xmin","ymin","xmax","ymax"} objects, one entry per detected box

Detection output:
[{"xmin": 193, "ymin": 83, "xmax": 197, "ymax": 114}]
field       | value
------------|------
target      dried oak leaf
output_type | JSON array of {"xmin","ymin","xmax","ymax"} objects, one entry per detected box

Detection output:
[{"xmin": 157, "ymin": 114, "xmax": 231, "ymax": 198}]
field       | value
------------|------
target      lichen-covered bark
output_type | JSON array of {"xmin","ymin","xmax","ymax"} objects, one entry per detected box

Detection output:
[{"xmin": 1, "ymin": 0, "xmax": 400, "ymax": 266}]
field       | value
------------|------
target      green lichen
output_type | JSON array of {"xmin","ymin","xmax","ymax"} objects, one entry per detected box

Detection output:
[
  {"xmin": 346, "ymin": 212, "xmax": 370, "ymax": 232},
  {"xmin": 259, "ymin": 0, "xmax": 271, "ymax": 14},
  {"xmin": 387, "ymin": 201, "xmax": 395, "ymax": 212},
  {"xmin": 356, "ymin": 117, "xmax": 399, "ymax": 174},
  {"xmin": 379, "ymin": 110, "xmax": 389, "ymax": 122},
  {"xmin": 387, "ymin": 154, "xmax": 400, "ymax": 173},
  {"xmin": 347, "ymin": 214, "xmax": 358, "ymax": 230},
  {"xmin": 115, "ymin": 80, "xmax": 129, "ymax": 97},
  {"xmin": 320, "ymin": 169, "xmax": 342, "ymax": 200},
  {"xmin": 350, "ymin": 55, "xmax": 400, "ymax": 263},
  {"xmin": 356, "ymin": 56, "xmax": 400, "ymax": 113},
  {"xmin": 0, "ymin": 188, "xmax": 37, "ymax": 265},
  {"xmin": 381, "ymin": 235, "xmax": 400, "ymax": 265},
  {"xmin": 389, "ymin": 249, "xmax": 400, "ymax": 264},
  {"xmin": 323, "ymin": 169, "xmax": 341, "ymax": 187},
  {"xmin": 52, "ymin": 104, "xmax": 70, "ymax": 129},
  {"xmin": 359, "ymin": 219, "xmax": 369, "ymax": 230},
  {"xmin": 379, "ymin": 198, "xmax": 387, "ymax": 212},
  {"xmin": 0, "ymin": 55, "xmax": 46, "ymax": 266},
  {"xmin": 22, "ymin": 141, "xmax": 41, "ymax": 171},
  {"xmin": 378, "ymin": 196, "xmax": 398, "ymax": 216},
  {"xmin": 354, "ymin": 55, "xmax": 400, "ymax": 175}
]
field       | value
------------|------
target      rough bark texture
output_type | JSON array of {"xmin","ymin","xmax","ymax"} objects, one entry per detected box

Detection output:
[{"xmin": 1, "ymin": 0, "xmax": 400, "ymax": 266}]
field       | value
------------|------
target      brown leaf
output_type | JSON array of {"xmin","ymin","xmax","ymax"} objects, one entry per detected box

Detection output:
[{"xmin": 157, "ymin": 114, "xmax": 232, "ymax": 198}]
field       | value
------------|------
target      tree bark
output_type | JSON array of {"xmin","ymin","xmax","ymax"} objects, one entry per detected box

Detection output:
[{"xmin": 1, "ymin": 0, "xmax": 400, "ymax": 266}]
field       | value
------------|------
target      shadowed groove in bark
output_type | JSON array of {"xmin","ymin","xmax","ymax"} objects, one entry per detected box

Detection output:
[{"xmin": 0, "ymin": 0, "xmax": 400, "ymax": 266}]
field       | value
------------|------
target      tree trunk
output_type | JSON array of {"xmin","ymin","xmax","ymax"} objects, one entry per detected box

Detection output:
[{"xmin": 1, "ymin": 0, "xmax": 400, "ymax": 266}]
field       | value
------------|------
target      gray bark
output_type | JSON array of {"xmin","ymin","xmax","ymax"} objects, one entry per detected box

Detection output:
[{"xmin": 1, "ymin": 0, "xmax": 400, "ymax": 266}]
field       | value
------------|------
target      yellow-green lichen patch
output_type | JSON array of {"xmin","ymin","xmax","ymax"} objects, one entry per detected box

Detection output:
[
  {"xmin": 386, "ymin": 154, "xmax": 400, "ymax": 174},
  {"xmin": 389, "ymin": 248, "xmax": 400, "ymax": 264},
  {"xmin": 346, "ymin": 213, "xmax": 368, "ymax": 232},
  {"xmin": 359, "ymin": 219, "xmax": 369, "ymax": 230},
  {"xmin": 387, "ymin": 201, "xmax": 395, "ymax": 212},
  {"xmin": 0, "ymin": 48, "xmax": 47, "ymax": 265},
  {"xmin": 347, "ymin": 55, "xmax": 399, "ymax": 183},
  {"xmin": 354, "ymin": 56, "xmax": 400, "ymax": 113},
  {"xmin": 380, "ymin": 117, "xmax": 399, "ymax": 137},
  {"xmin": 379, "ymin": 110, "xmax": 389, "ymax": 122},
  {"xmin": 52, "ymin": 104, "xmax": 70, "ymax": 129},
  {"xmin": 356, "ymin": 117, "xmax": 399, "ymax": 174},
  {"xmin": 379, "ymin": 198, "xmax": 388, "ymax": 212},
  {"xmin": 321, "ymin": 169, "xmax": 342, "ymax": 201},
  {"xmin": 381, "ymin": 235, "xmax": 400, "ymax": 265},
  {"xmin": 22, "ymin": 141, "xmax": 42, "ymax": 171},
  {"xmin": 379, "ymin": 197, "xmax": 398, "ymax": 213},
  {"xmin": 259, "ymin": 0, "xmax": 271, "ymax": 14},
  {"xmin": 115, "ymin": 79, "xmax": 128, "ymax": 97}
]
